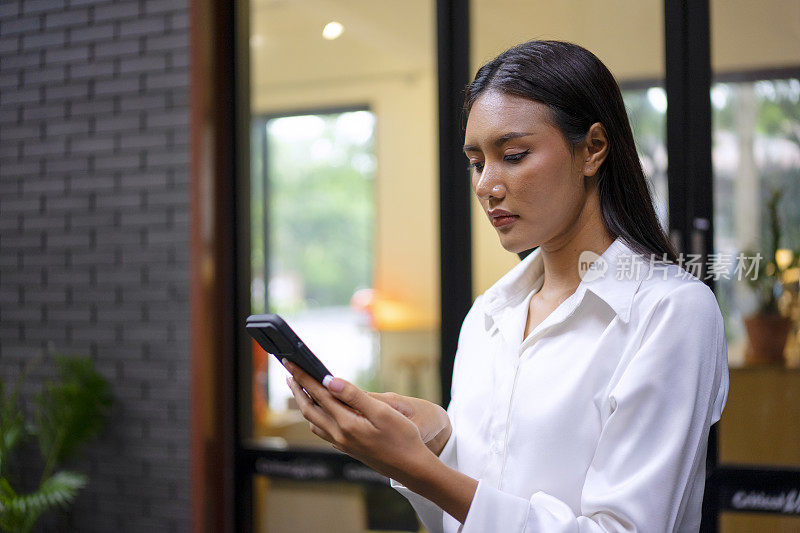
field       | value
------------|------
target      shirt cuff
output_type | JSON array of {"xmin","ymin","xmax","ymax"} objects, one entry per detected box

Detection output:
[
  {"xmin": 460, "ymin": 480, "xmax": 530, "ymax": 533},
  {"xmin": 437, "ymin": 426, "xmax": 458, "ymax": 464},
  {"xmin": 389, "ymin": 478, "xmax": 445, "ymax": 533},
  {"xmin": 389, "ymin": 429, "xmax": 459, "ymax": 533}
]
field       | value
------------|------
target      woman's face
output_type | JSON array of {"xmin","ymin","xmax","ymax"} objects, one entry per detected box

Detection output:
[{"xmin": 463, "ymin": 89, "xmax": 592, "ymax": 254}]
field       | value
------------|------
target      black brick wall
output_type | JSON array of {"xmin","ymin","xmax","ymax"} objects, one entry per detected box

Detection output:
[{"xmin": 0, "ymin": 0, "xmax": 190, "ymax": 530}]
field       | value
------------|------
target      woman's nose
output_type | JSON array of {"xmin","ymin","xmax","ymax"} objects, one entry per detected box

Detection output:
[{"xmin": 474, "ymin": 166, "xmax": 506, "ymax": 200}]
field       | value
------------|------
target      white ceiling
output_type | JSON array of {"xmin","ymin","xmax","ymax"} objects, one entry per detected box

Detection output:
[
  {"xmin": 250, "ymin": 0, "xmax": 435, "ymax": 93},
  {"xmin": 249, "ymin": 0, "xmax": 800, "ymax": 99}
]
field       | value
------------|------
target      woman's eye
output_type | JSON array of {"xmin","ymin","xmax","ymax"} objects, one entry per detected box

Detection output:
[
  {"xmin": 504, "ymin": 150, "xmax": 529, "ymax": 162},
  {"xmin": 469, "ymin": 151, "xmax": 527, "ymax": 172}
]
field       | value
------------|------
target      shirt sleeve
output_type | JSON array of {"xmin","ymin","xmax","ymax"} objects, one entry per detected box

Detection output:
[
  {"xmin": 459, "ymin": 281, "xmax": 730, "ymax": 532},
  {"xmin": 389, "ymin": 401, "xmax": 459, "ymax": 533},
  {"xmin": 388, "ymin": 294, "xmax": 485, "ymax": 532}
]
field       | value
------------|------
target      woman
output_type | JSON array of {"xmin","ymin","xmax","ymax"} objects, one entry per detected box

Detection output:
[{"xmin": 284, "ymin": 40, "xmax": 729, "ymax": 532}]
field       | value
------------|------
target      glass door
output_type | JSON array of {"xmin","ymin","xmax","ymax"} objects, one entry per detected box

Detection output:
[
  {"xmin": 244, "ymin": 1, "xmax": 440, "ymax": 531},
  {"xmin": 709, "ymin": 0, "xmax": 800, "ymax": 530}
]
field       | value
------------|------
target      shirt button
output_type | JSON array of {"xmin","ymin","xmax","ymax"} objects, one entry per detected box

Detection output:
[{"xmin": 490, "ymin": 440, "xmax": 503, "ymax": 454}]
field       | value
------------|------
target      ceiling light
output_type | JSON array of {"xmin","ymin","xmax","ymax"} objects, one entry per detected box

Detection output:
[{"xmin": 322, "ymin": 21, "xmax": 344, "ymax": 40}]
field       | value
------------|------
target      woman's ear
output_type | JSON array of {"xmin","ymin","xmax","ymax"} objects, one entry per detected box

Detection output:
[{"xmin": 582, "ymin": 122, "xmax": 609, "ymax": 177}]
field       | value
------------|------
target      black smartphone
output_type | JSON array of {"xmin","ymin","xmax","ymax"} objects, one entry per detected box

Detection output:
[{"xmin": 246, "ymin": 313, "xmax": 334, "ymax": 387}]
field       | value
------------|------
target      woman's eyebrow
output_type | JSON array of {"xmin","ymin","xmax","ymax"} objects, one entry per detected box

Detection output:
[{"xmin": 462, "ymin": 131, "xmax": 535, "ymax": 152}]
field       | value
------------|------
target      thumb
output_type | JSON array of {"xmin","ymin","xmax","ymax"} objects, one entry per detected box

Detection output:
[
  {"xmin": 325, "ymin": 377, "xmax": 383, "ymax": 419},
  {"xmin": 380, "ymin": 393, "xmax": 415, "ymax": 418}
]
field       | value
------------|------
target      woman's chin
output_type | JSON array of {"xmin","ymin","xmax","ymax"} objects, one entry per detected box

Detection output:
[{"xmin": 497, "ymin": 234, "xmax": 535, "ymax": 255}]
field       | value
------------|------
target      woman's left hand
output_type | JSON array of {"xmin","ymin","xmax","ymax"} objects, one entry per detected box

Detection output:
[{"xmin": 283, "ymin": 359, "xmax": 435, "ymax": 482}]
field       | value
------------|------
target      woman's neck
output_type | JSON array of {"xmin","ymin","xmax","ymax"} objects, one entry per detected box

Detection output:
[{"xmin": 537, "ymin": 191, "xmax": 614, "ymax": 301}]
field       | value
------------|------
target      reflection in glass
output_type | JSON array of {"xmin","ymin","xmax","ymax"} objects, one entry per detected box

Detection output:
[
  {"xmin": 623, "ymin": 86, "xmax": 669, "ymax": 232},
  {"xmin": 712, "ymin": 78, "xmax": 800, "ymax": 367},
  {"xmin": 252, "ymin": 110, "xmax": 378, "ymax": 419}
]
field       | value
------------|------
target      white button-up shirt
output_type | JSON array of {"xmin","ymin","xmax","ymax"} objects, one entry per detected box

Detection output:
[{"xmin": 391, "ymin": 236, "xmax": 729, "ymax": 532}]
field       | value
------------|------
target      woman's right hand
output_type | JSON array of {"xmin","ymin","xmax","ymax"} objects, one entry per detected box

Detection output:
[{"xmin": 365, "ymin": 391, "xmax": 452, "ymax": 457}]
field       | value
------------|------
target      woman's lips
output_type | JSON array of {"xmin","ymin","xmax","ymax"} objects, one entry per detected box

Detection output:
[{"xmin": 491, "ymin": 215, "xmax": 519, "ymax": 228}]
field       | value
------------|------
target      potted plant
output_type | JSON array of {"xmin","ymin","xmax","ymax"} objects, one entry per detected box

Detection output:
[
  {"xmin": 0, "ymin": 354, "xmax": 113, "ymax": 532},
  {"xmin": 742, "ymin": 187, "xmax": 795, "ymax": 365}
]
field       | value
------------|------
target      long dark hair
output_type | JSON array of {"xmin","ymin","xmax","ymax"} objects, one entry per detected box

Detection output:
[{"xmin": 463, "ymin": 40, "xmax": 678, "ymax": 264}]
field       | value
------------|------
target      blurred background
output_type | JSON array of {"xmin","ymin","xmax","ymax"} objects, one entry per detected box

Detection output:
[{"xmin": 1, "ymin": 0, "xmax": 799, "ymax": 532}]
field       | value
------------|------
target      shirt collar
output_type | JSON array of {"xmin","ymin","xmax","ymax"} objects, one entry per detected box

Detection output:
[{"xmin": 480, "ymin": 235, "xmax": 646, "ymax": 327}]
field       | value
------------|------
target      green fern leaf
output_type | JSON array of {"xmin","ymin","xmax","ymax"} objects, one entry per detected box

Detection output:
[
  {"xmin": 34, "ymin": 355, "xmax": 113, "ymax": 477},
  {"xmin": 0, "ymin": 471, "xmax": 86, "ymax": 533},
  {"xmin": 0, "ymin": 378, "xmax": 28, "ymax": 478}
]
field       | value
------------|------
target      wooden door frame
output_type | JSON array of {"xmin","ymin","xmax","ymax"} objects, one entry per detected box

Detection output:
[{"xmin": 189, "ymin": 0, "xmax": 250, "ymax": 531}]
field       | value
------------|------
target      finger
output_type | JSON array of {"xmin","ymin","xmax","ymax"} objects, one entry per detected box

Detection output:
[
  {"xmin": 373, "ymin": 392, "xmax": 414, "ymax": 418},
  {"xmin": 309, "ymin": 421, "xmax": 334, "ymax": 442},
  {"xmin": 366, "ymin": 391, "xmax": 391, "ymax": 402},
  {"xmin": 330, "ymin": 442, "xmax": 345, "ymax": 453},
  {"xmin": 287, "ymin": 373, "xmax": 319, "ymax": 406},
  {"xmin": 286, "ymin": 376, "xmax": 339, "ymax": 436},
  {"xmin": 324, "ymin": 375, "xmax": 390, "ymax": 422},
  {"xmin": 286, "ymin": 375, "xmax": 321, "ymax": 414},
  {"xmin": 282, "ymin": 359, "xmax": 328, "ymax": 403},
  {"xmin": 283, "ymin": 359, "xmax": 363, "ymax": 423}
]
